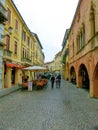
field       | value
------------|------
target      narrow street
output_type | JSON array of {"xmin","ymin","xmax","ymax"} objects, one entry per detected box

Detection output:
[{"xmin": 0, "ymin": 79, "xmax": 98, "ymax": 130}]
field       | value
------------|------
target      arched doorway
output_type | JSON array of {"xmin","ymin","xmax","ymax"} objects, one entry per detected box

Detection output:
[
  {"xmin": 70, "ymin": 66, "xmax": 76, "ymax": 84},
  {"xmin": 79, "ymin": 64, "xmax": 89, "ymax": 90}
]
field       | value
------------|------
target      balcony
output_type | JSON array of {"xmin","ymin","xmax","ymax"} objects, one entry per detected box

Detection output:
[
  {"xmin": 0, "ymin": 1, "xmax": 7, "ymax": 23},
  {"xmin": 0, "ymin": 41, "xmax": 5, "ymax": 47},
  {"xmin": 3, "ymin": 49, "xmax": 12, "ymax": 58},
  {"xmin": 22, "ymin": 57, "xmax": 31, "ymax": 63}
]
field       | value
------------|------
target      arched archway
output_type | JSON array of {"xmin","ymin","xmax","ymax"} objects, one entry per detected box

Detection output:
[
  {"xmin": 70, "ymin": 66, "xmax": 76, "ymax": 84},
  {"xmin": 78, "ymin": 64, "xmax": 89, "ymax": 90}
]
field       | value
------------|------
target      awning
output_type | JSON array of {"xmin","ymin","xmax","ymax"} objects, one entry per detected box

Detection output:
[
  {"xmin": 6, "ymin": 62, "xmax": 25, "ymax": 68},
  {"xmin": 22, "ymin": 65, "xmax": 49, "ymax": 72}
]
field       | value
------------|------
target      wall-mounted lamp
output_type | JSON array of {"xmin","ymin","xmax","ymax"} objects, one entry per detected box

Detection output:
[
  {"xmin": 7, "ymin": 26, "xmax": 13, "ymax": 35},
  {"xmin": 1, "ymin": 26, "xmax": 13, "ymax": 38}
]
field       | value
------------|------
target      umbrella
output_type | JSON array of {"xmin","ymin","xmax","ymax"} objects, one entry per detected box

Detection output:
[{"xmin": 22, "ymin": 65, "xmax": 48, "ymax": 72}]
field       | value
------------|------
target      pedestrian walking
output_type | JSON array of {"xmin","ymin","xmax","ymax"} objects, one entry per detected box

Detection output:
[
  {"xmin": 50, "ymin": 74, "xmax": 55, "ymax": 88},
  {"xmin": 56, "ymin": 74, "xmax": 61, "ymax": 88}
]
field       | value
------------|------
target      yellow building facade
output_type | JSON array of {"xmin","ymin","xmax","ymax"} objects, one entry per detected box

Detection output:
[
  {"xmin": 44, "ymin": 61, "xmax": 54, "ymax": 73},
  {"xmin": 0, "ymin": 0, "xmax": 7, "ymax": 89},
  {"xmin": 54, "ymin": 51, "xmax": 61, "ymax": 73},
  {"xmin": 61, "ymin": 29, "xmax": 69, "ymax": 80},
  {"xmin": 44, "ymin": 52, "xmax": 61, "ymax": 74},
  {"xmin": 2, "ymin": 0, "xmax": 44, "ymax": 89},
  {"xmin": 32, "ymin": 33, "xmax": 44, "ymax": 66}
]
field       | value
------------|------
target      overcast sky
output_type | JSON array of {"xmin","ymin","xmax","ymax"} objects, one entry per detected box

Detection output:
[{"xmin": 13, "ymin": 0, "xmax": 79, "ymax": 62}]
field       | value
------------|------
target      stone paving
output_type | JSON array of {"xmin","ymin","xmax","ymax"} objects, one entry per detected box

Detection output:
[{"xmin": 0, "ymin": 79, "xmax": 98, "ymax": 130}]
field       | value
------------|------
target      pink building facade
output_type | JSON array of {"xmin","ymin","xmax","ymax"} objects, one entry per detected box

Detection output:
[{"xmin": 68, "ymin": 0, "xmax": 98, "ymax": 98}]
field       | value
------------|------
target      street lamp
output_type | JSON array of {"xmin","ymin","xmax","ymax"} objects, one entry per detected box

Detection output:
[{"xmin": 1, "ymin": 26, "xmax": 13, "ymax": 38}]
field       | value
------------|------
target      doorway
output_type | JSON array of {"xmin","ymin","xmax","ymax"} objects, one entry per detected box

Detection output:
[{"xmin": 11, "ymin": 68, "xmax": 15, "ymax": 84}]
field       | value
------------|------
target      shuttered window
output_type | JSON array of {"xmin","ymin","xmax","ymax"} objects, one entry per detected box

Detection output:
[
  {"xmin": 6, "ymin": 35, "xmax": 10, "ymax": 50},
  {"xmin": 14, "ymin": 41, "xmax": 17, "ymax": 54},
  {"xmin": 15, "ymin": 19, "xmax": 18, "ymax": 32},
  {"xmin": 7, "ymin": 8, "xmax": 11, "ymax": 24}
]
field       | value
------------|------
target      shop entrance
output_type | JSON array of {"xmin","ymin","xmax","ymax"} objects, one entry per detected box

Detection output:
[{"xmin": 11, "ymin": 68, "xmax": 15, "ymax": 84}]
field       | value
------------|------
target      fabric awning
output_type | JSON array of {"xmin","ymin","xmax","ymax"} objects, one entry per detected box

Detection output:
[
  {"xmin": 6, "ymin": 62, "xmax": 25, "ymax": 68},
  {"xmin": 22, "ymin": 65, "xmax": 49, "ymax": 72}
]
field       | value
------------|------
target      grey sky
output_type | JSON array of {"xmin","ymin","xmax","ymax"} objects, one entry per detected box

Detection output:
[{"xmin": 13, "ymin": 0, "xmax": 79, "ymax": 62}]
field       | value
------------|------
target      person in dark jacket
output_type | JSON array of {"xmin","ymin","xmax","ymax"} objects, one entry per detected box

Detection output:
[
  {"xmin": 56, "ymin": 74, "xmax": 61, "ymax": 88},
  {"xmin": 50, "ymin": 75, "xmax": 55, "ymax": 88}
]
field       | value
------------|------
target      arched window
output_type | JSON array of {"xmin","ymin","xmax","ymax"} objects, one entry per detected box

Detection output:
[
  {"xmin": 90, "ymin": 3, "xmax": 95, "ymax": 37},
  {"xmin": 76, "ymin": 24, "xmax": 85, "ymax": 52},
  {"xmin": 82, "ymin": 24, "xmax": 85, "ymax": 46}
]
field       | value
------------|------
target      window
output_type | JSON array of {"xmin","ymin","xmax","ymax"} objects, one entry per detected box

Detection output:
[
  {"xmin": 23, "ymin": 48, "xmax": 27, "ymax": 58},
  {"xmin": 7, "ymin": 8, "xmax": 11, "ymax": 24},
  {"xmin": 23, "ymin": 48, "xmax": 25, "ymax": 58},
  {"xmin": 31, "ymin": 42, "xmax": 32, "ymax": 49},
  {"xmin": 77, "ymin": 24, "xmax": 85, "ymax": 52},
  {"xmin": 27, "ymin": 50, "xmax": 29, "ymax": 58},
  {"xmin": 25, "ymin": 49, "xmax": 26, "ymax": 58},
  {"xmin": 73, "ymin": 42, "xmax": 74, "ymax": 56},
  {"xmin": 27, "ymin": 36, "xmax": 30, "ymax": 46},
  {"xmin": 81, "ymin": 25, "xmax": 85, "ymax": 47},
  {"xmin": 90, "ymin": 3, "xmax": 95, "ymax": 37},
  {"xmin": 22, "ymin": 30, "xmax": 23, "ymax": 40},
  {"xmin": 24, "ymin": 31, "xmax": 26, "ymax": 41},
  {"xmin": 6, "ymin": 35, "xmax": 10, "ymax": 50},
  {"xmin": 14, "ymin": 41, "xmax": 17, "ymax": 54},
  {"xmin": 22, "ymin": 30, "xmax": 26, "ymax": 41},
  {"xmin": 77, "ymin": 11, "xmax": 80, "ymax": 22},
  {"xmin": 15, "ymin": 19, "xmax": 18, "ymax": 32}
]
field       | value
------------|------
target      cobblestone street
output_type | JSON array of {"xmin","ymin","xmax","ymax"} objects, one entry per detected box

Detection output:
[{"xmin": 0, "ymin": 79, "xmax": 98, "ymax": 130}]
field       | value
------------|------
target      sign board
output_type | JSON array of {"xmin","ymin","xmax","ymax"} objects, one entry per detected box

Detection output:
[{"xmin": 28, "ymin": 81, "xmax": 32, "ymax": 91}]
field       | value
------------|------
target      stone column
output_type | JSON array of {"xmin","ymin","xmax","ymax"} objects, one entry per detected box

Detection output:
[
  {"xmin": 90, "ymin": 78, "xmax": 98, "ymax": 98},
  {"xmin": 15, "ymin": 69, "xmax": 22, "ymax": 85},
  {"xmin": 6, "ymin": 67, "xmax": 11, "ymax": 88},
  {"xmin": 76, "ymin": 75, "xmax": 82, "ymax": 88}
]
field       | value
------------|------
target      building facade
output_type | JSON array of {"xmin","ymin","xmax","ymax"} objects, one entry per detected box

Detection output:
[
  {"xmin": 0, "ymin": 0, "xmax": 7, "ymax": 89},
  {"xmin": 44, "ymin": 51, "xmax": 61, "ymax": 74},
  {"xmin": 1, "ymin": 0, "xmax": 44, "ymax": 89},
  {"xmin": 53, "ymin": 51, "xmax": 62, "ymax": 73},
  {"xmin": 44, "ymin": 60, "xmax": 54, "ymax": 73},
  {"xmin": 32, "ymin": 33, "xmax": 44, "ymax": 66},
  {"xmin": 68, "ymin": 0, "xmax": 98, "ymax": 98},
  {"xmin": 61, "ymin": 29, "xmax": 69, "ymax": 80}
]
